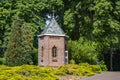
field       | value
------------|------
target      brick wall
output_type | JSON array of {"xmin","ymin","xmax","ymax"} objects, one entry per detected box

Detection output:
[{"xmin": 38, "ymin": 36, "xmax": 68, "ymax": 67}]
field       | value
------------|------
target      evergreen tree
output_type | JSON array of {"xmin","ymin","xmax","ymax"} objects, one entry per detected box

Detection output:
[
  {"xmin": 5, "ymin": 19, "xmax": 33, "ymax": 66},
  {"xmin": 5, "ymin": 19, "xmax": 23, "ymax": 66},
  {"xmin": 21, "ymin": 23, "xmax": 33, "ymax": 65}
]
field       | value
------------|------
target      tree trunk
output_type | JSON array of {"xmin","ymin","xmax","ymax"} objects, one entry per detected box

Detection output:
[
  {"xmin": 110, "ymin": 49, "xmax": 113, "ymax": 71},
  {"xmin": 72, "ymin": 14, "xmax": 80, "ymax": 40}
]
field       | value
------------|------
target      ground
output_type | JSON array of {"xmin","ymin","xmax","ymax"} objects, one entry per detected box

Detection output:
[{"xmin": 60, "ymin": 72, "xmax": 120, "ymax": 80}]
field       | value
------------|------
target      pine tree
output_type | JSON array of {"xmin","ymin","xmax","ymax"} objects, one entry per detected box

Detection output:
[
  {"xmin": 5, "ymin": 19, "xmax": 23, "ymax": 66},
  {"xmin": 5, "ymin": 19, "xmax": 33, "ymax": 66},
  {"xmin": 20, "ymin": 23, "xmax": 33, "ymax": 65}
]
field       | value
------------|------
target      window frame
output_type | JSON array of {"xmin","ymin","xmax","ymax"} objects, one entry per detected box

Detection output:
[
  {"xmin": 41, "ymin": 46, "xmax": 44, "ymax": 62},
  {"xmin": 52, "ymin": 46, "xmax": 57, "ymax": 58}
]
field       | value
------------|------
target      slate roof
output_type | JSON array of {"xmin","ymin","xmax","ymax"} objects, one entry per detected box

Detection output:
[{"xmin": 38, "ymin": 17, "xmax": 68, "ymax": 38}]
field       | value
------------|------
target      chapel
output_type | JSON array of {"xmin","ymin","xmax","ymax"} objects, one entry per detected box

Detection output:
[{"xmin": 38, "ymin": 16, "xmax": 69, "ymax": 67}]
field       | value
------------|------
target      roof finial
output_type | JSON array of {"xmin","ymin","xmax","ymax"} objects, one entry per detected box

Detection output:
[{"xmin": 52, "ymin": 7, "xmax": 55, "ymax": 19}]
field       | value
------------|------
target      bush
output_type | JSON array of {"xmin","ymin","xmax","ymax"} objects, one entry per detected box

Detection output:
[
  {"xmin": 0, "ymin": 58, "xmax": 5, "ymax": 64},
  {"xmin": 32, "ymin": 48, "xmax": 38, "ymax": 65},
  {"xmin": 0, "ymin": 63, "xmax": 104, "ymax": 79},
  {"xmin": 100, "ymin": 65, "xmax": 108, "ymax": 71},
  {"xmin": 90, "ymin": 65, "xmax": 102, "ymax": 73},
  {"xmin": 99, "ymin": 60, "xmax": 108, "ymax": 71},
  {"xmin": 0, "ymin": 65, "xmax": 59, "ymax": 80},
  {"xmin": 68, "ymin": 38, "xmax": 99, "ymax": 64},
  {"xmin": 69, "ymin": 59, "xmax": 75, "ymax": 64},
  {"xmin": 58, "ymin": 63, "xmax": 102, "ymax": 76}
]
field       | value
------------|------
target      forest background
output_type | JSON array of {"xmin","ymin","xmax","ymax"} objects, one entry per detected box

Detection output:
[{"xmin": 0, "ymin": 0, "xmax": 120, "ymax": 70}]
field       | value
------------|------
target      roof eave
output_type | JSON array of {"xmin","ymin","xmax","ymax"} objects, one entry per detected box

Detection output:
[{"xmin": 38, "ymin": 34, "xmax": 69, "ymax": 38}]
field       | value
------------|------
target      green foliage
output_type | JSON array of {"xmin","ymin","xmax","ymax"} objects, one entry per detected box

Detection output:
[
  {"xmin": 0, "ymin": 0, "xmax": 120, "ymax": 70},
  {"xmin": 100, "ymin": 65, "xmax": 108, "ymax": 71},
  {"xmin": 32, "ymin": 48, "xmax": 38, "ymax": 65},
  {"xmin": 0, "ymin": 0, "xmax": 64, "ymax": 66},
  {"xmin": 20, "ymin": 23, "xmax": 34, "ymax": 65},
  {"xmin": 5, "ymin": 19, "xmax": 33, "ymax": 66},
  {"xmin": 59, "ymin": 63, "xmax": 102, "ymax": 76},
  {"xmin": 0, "ymin": 65, "xmax": 59, "ymax": 80},
  {"xmin": 0, "ymin": 0, "xmax": 64, "ymax": 49},
  {"xmin": 69, "ymin": 37, "xmax": 99, "ymax": 64},
  {"xmin": 5, "ymin": 19, "xmax": 23, "ymax": 66},
  {"xmin": 99, "ymin": 60, "xmax": 108, "ymax": 71},
  {"xmin": 63, "ymin": 0, "xmax": 120, "ymax": 68},
  {"xmin": 0, "ymin": 64, "xmax": 105, "ymax": 79},
  {"xmin": 0, "ymin": 58, "xmax": 5, "ymax": 64},
  {"xmin": 69, "ymin": 59, "xmax": 75, "ymax": 64}
]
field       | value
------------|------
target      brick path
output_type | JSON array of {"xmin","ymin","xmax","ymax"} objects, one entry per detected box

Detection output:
[{"xmin": 80, "ymin": 72, "xmax": 120, "ymax": 80}]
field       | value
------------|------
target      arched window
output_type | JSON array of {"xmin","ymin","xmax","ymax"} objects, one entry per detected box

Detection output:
[
  {"xmin": 41, "ymin": 47, "xmax": 44, "ymax": 57},
  {"xmin": 41, "ymin": 46, "xmax": 44, "ymax": 62},
  {"xmin": 65, "ymin": 44, "xmax": 67, "ymax": 50},
  {"xmin": 52, "ymin": 46, "xmax": 57, "ymax": 57}
]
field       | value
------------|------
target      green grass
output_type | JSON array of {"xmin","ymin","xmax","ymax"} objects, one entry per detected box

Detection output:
[{"xmin": 0, "ymin": 63, "xmax": 107, "ymax": 80}]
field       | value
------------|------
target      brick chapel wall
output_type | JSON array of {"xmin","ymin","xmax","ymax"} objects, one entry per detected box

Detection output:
[
  {"xmin": 39, "ymin": 36, "xmax": 49, "ymax": 66},
  {"xmin": 65, "ymin": 38, "xmax": 68, "ymax": 64},
  {"xmin": 39, "ymin": 36, "xmax": 66, "ymax": 67}
]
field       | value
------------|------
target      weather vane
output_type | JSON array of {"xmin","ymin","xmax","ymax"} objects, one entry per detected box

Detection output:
[{"xmin": 52, "ymin": 7, "xmax": 55, "ymax": 18}]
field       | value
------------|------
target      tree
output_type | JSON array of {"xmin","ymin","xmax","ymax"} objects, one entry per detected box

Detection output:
[
  {"xmin": 68, "ymin": 37, "xmax": 99, "ymax": 64},
  {"xmin": 0, "ymin": 0, "xmax": 64, "ymax": 57},
  {"xmin": 20, "ymin": 23, "xmax": 34, "ymax": 65},
  {"xmin": 1, "ymin": 0, "xmax": 120, "ymax": 67},
  {"xmin": 5, "ymin": 19, "xmax": 23, "ymax": 66},
  {"xmin": 5, "ymin": 19, "xmax": 34, "ymax": 66},
  {"xmin": 64, "ymin": 0, "xmax": 120, "ymax": 65}
]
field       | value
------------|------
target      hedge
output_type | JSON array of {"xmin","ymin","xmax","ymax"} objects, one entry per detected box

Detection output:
[{"xmin": 0, "ymin": 63, "xmax": 107, "ymax": 80}]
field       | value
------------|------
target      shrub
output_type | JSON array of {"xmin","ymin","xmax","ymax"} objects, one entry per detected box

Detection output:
[
  {"xmin": 100, "ymin": 65, "xmax": 108, "ymax": 71},
  {"xmin": 0, "ymin": 63, "xmax": 104, "ymax": 79},
  {"xmin": 69, "ymin": 59, "xmax": 75, "ymax": 64},
  {"xmin": 99, "ymin": 60, "xmax": 108, "ymax": 71},
  {"xmin": 68, "ymin": 38, "xmax": 99, "ymax": 64},
  {"xmin": 58, "ymin": 63, "xmax": 101, "ymax": 76},
  {"xmin": 0, "ymin": 58, "xmax": 5, "ymax": 64},
  {"xmin": 0, "ymin": 65, "xmax": 59, "ymax": 80},
  {"xmin": 90, "ymin": 65, "xmax": 102, "ymax": 73}
]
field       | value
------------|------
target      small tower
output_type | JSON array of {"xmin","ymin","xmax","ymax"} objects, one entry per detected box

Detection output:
[{"xmin": 38, "ymin": 17, "xmax": 69, "ymax": 67}]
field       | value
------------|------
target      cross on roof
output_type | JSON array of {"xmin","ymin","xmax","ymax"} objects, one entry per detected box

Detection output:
[{"xmin": 52, "ymin": 7, "xmax": 55, "ymax": 19}]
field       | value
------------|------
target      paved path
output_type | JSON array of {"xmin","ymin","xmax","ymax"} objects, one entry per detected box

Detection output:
[{"xmin": 80, "ymin": 72, "xmax": 120, "ymax": 80}]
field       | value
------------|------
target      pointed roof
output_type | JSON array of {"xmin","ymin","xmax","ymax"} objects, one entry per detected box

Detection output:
[{"xmin": 38, "ymin": 17, "xmax": 68, "ymax": 38}]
